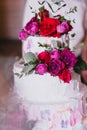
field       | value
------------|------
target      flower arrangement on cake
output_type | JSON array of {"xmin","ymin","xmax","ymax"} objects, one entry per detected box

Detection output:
[{"xmin": 17, "ymin": 0, "xmax": 77, "ymax": 83}]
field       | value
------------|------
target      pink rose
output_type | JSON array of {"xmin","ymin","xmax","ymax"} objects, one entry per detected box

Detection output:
[
  {"xmin": 57, "ymin": 22, "xmax": 72, "ymax": 34},
  {"xmin": 18, "ymin": 29, "xmax": 28, "ymax": 40},
  {"xmin": 24, "ymin": 17, "xmax": 39, "ymax": 35},
  {"xmin": 50, "ymin": 49, "xmax": 60, "ymax": 60},
  {"xmin": 35, "ymin": 64, "xmax": 47, "ymax": 75}
]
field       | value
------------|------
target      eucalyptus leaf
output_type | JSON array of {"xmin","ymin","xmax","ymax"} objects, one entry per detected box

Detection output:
[
  {"xmin": 15, "ymin": 73, "xmax": 23, "ymax": 78},
  {"xmin": 24, "ymin": 52, "xmax": 37, "ymax": 63},
  {"xmin": 46, "ymin": 1, "xmax": 54, "ymax": 13},
  {"xmin": 23, "ymin": 63, "xmax": 36, "ymax": 75},
  {"xmin": 67, "ymin": 6, "xmax": 77, "ymax": 14},
  {"xmin": 20, "ymin": 61, "xmax": 25, "ymax": 64},
  {"xmin": 38, "ymin": 42, "xmax": 52, "ymax": 51},
  {"xmin": 52, "ymin": 40, "xmax": 60, "ymax": 49},
  {"xmin": 73, "ymin": 19, "xmax": 76, "ymax": 23},
  {"xmin": 29, "ymin": 5, "xmax": 32, "ymax": 10}
]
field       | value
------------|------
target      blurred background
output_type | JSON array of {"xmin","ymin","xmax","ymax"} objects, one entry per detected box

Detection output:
[
  {"xmin": 0, "ymin": 0, "xmax": 25, "ymax": 103},
  {"xmin": 0, "ymin": 2, "xmax": 29, "ymax": 129},
  {"xmin": 0, "ymin": 0, "xmax": 25, "ymax": 56}
]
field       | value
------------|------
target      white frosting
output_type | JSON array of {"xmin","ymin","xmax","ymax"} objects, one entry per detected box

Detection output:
[
  {"xmin": 24, "ymin": 101, "xmax": 83, "ymax": 130},
  {"xmin": 22, "ymin": 36, "xmax": 62, "ymax": 57},
  {"xmin": 13, "ymin": 60, "xmax": 81, "ymax": 103}
]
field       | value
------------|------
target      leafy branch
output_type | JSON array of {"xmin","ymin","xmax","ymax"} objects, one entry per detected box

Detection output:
[{"xmin": 67, "ymin": 6, "xmax": 77, "ymax": 14}]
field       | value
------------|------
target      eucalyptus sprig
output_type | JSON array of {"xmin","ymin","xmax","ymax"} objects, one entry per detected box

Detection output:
[
  {"xmin": 67, "ymin": 6, "xmax": 77, "ymax": 14},
  {"xmin": 38, "ymin": 42, "xmax": 52, "ymax": 51}
]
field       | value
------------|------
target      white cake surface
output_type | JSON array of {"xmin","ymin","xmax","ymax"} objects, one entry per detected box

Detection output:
[
  {"xmin": 13, "ymin": 61, "xmax": 83, "ymax": 129},
  {"xmin": 13, "ymin": 60, "xmax": 81, "ymax": 103},
  {"xmin": 22, "ymin": 36, "xmax": 62, "ymax": 57}
]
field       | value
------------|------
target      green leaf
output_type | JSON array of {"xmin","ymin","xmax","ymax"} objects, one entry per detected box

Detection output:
[
  {"xmin": 39, "ymin": 6, "xmax": 44, "ymax": 11},
  {"xmin": 24, "ymin": 52, "xmax": 37, "ymax": 63},
  {"xmin": 52, "ymin": 40, "xmax": 61, "ymax": 49},
  {"xmin": 80, "ymin": 42, "xmax": 84, "ymax": 46},
  {"xmin": 73, "ymin": 19, "xmax": 76, "ymax": 23},
  {"xmin": 23, "ymin": 63, "xmax": 36, "ymax": 75},
  {"xmin": 67, "ymin": 6, "xmax": 77, "ymax": 14},
  {"xmin": 38, "ymin": 42, "xmax": 52, "ymax": 51},
  {"xmin": 38, "ymin": 42, "xmax": 48, "ymax": 48},
  {"xmin": 74, "ymin": 56, "xmax": 87, "ymax": 74},
  {"xmin": 46, "ymin": 1, "xmax": 54, "ymax": 13},
  {"xmin": 15, "ymin": 73, "xmax": 23, "ymax": 78},
  {"xmin": 60, "ymin": 16, "xmax": 66, "ymax": 22},
  {"xmin": 71, "ymin": 33, "xmax": 76, "ymax": 37},
  {"xmin": 29, "ymin": 5, "xmax": 32, "ymax": 10},
  {"xmin": 19, "ymin": 61, "xmax": 25, "ymax": 64}
]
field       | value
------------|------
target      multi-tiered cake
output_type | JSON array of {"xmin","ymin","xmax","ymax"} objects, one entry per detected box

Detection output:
[{"xmin": 13, "ymin": 0, "xmax": 84, "ymax": 129}]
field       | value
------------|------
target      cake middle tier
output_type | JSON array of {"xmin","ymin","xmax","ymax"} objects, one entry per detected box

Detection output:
[{"xmin": 22, "ymin": 36, "xmax": 64, "ymax": 57}]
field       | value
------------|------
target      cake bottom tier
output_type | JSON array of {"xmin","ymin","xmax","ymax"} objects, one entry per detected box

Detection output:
[
  {"xmin": 13, "ymin": 60, "xmax": 82, "ymax": 103},
  {"xmin": 22, "ymin": 99, "xmax": 83, "ymax": 130}
]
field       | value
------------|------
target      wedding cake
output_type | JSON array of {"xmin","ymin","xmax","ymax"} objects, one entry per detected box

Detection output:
[{"xmin": 13, "ymin": 0, "xmax": 84, "ymax": 129}]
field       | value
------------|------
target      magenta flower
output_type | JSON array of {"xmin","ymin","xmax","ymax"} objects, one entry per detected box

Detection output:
[
  {"xmin": 50, "ymin": 49, "xmax": 60, "ymax": 60},
  {"xmin": 18, "ymin": 29, "xmax": 28, "ymax": 40},
  {"xmin": 48, "ymin": 59, "xmax": 65, "ymax": 76},
  {"xmin": 57, "ymin": 22, "xmax": 72, "ymax": 34},
  {"xmin": 61, "ymin": 49, "xmax": 76, "ymax": 68},
  {"xmin": 24, "ymin": 17, "xmax": 39, "ymax": 35},
  {"xmin": 35, "ymin": 64, "xmax": 47, "ymax": 75}
]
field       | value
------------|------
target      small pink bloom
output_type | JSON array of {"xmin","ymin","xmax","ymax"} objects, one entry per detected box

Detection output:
[
  {"xmin": 24, "ymin": 17, "xmax": 39, "ymax": 35},
  {"xmin": 35, "ymin": 64, "xmax": 47, "ymax": 75},
  {"xmin": 50, "ymin": 49, "xmax": 60, "ymax": 60},
  {"xmin": 18, "ymin": 29, "xmax": 28, "ymax": 40},
  {"xmin": 57, "ymin": 22, "xmax": 72, "ymax": 34}
]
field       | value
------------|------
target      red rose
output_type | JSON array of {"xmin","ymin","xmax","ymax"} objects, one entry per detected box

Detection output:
[
  {"xmin": 58, "ymin": 69, "xmax": 72, "ymax": 83},
  {"xmin": 38, "ymin": 51, "xmax": 50, "ymax": 63},
  {"xmin": 38, "ymin": 8, "xmax": 49, "ymax": 20},
  {"xmin": 39, "ymin": 18, "xmax": 60, "ymax": 37}
]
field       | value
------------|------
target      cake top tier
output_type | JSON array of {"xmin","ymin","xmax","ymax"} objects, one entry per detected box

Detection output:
[{"xmin": 19, "ymin": 0, "xmax": 77, "ymax": 42}]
